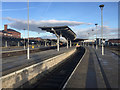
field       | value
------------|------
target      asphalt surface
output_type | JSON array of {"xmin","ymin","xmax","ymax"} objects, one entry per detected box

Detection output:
[{"xmin": 2, "ymin": 46, "xmax": 75, "ymax": 76}]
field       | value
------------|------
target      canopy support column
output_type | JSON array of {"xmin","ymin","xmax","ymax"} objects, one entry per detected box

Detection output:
[
  {"xmin": 83, "ymin": 41, "xmax": 84, "ymax": 46},
  {"xmin": 57, "ymin": 35, "xmax": 60, "ymax": 51},
  {"xmin": 5, "ymin": 41, "xmax": 7, "ymax": 47},
  {"xmin": 70, "ymin": 40, "xmax": 72, "ymax": 47},
  {"xmin": 67, "ymin": 38, "xmax": 69, "ymax": 49},
  {"xmin": 99, "ymin": 39, "xmax": 101, "ymax": 46},
  {"xmin": 51, "ymin": 28, "xmax": 60, "ymax": 51},
  {"xmin": 45, "ymin": 41, "xmax": 47, "ymax": 47},
  {"xmin": 51, "ymin": 41, "xmax": 53, "ymax": 46},
  {"xmin": 38, "ymin": 42, "xmax": 40, "ymax": 47},
  {"xmin": 18, "ymin": 42, "xmax": 20, "ymax": 47},
  {"xmin": 92, "ymin": 42, "xmax": 94, "ymax": 48}
]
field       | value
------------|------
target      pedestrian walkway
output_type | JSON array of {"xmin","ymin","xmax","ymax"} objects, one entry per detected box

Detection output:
[
  {"xmin": 64, "ymin": 46, "xmax": 119, "ymax": 89},
  {"xmin": 94, "ymin": 47, "xmax": 118, "ymax": 88}
]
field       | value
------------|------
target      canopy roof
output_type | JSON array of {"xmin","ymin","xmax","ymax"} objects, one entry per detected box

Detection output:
[
  {"xmin": 38, "ymin": 26, "xmax": 76, "ymax": 40},
  {"xmin": 72, "ymin": 38, "xmax": 86, "ymax": 42}
]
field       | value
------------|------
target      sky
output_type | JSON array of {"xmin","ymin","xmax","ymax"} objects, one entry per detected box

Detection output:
[{"xmin": 1, "ymin": 2, "xmax": 118, "ymax": 40}]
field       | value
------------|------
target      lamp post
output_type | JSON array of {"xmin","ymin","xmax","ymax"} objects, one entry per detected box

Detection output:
[
  {"xmin": 88, "ymin": 33, "xmax": 89, "ymax": 46},
  {"xmin": 27, "ymin": 0, "xmax": 30, "ymax": 59},
  {"xmin": 38, "ymin": 33, "xmax": 40, "ymax": 47},
  {"xmin": 92, "ymin": 29, "xmax": 94, "ymax": 48},
  {"xmin": 95, "ymin": 24, "xmax": 98, "ymax": 49},
  {"xmin": 70, "ymin": 40, "xmax": 72, "ymax": 47},
  {"xmin": 99, "ymin": 4, "xmax": 104, "ymax": 55},
  {"xmin": 23, "ymin": 29, "xmax": 26, "ymax": 49}
]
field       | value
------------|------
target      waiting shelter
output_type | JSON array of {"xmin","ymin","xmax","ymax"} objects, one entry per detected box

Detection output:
[{"xmin": 38, "ymin": 26, "xmax": 76, "ymax": 51}]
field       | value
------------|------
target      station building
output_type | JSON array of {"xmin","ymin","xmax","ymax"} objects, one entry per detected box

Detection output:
[
  {"xmin": 26, "ymin": 37, "xmax": 43, "ymax": 41},
  {"xmin": 1, "ymin": 24, "xmax": 21, "ymax": 38},
  {"xmin": 108, "ymin": 39, "xmax": 120, "ymax": 46}
]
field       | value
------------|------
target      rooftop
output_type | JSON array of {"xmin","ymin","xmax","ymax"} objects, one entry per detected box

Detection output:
[{"xmin": 39, "ymin": 26, "xmax": 76, "ymax": 40}]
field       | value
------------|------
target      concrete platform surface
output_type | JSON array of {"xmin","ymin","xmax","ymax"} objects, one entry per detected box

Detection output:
[
  {"xmin": 2, "ymin": 46, "xmax": 75, "ymax": 76},
  {"xmin": 2, "ymin": 45, "xmax": 52, "ymax": 53},
  {"xmin": 64, "ymin": 46, "xmax": 119, "ymax": 89}
]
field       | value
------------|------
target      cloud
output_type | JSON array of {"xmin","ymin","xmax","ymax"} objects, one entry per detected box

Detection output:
[
  {"xmin": 73, "ymin": 26, "xmax": 118, "ymax": 40},
  {"xmin": 3, "ymin": 17, "xmax": 92, "ymax": 33},
  {"xmin": 3, "ymin": 17, "xmax": 117, "ymax": 40},
  {"xmin": 41, "ymin": 34, "xmax": 56, "ymax": 39}
]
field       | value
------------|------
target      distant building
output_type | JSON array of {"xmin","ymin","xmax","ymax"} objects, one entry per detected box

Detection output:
[
  {"xmin": 26, "ymin": 37, "xmax": 43, "ymax": 41},
  {"xmin": 108, "ymin": 39, "xmax": 120, "ymax": 45},
  {"xmin": 0, "ymin": 31, "xmax": 2, "ymax": 36},
  {"xmin": 1, "ymin": 24, "xmax": 21, "ymax": 38},
  {"xmin": 96, "ymin": 38, "xmax": 105, "ymax": 46},
  {"xmin": 84, "ymin": 39, "xmax": 95, "ymax": 42}
]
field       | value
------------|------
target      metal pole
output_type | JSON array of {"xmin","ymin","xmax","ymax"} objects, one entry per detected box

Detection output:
[
  {"xmin": 67, "ymin": 38, "xmax": 68, "ymax": 49},
  {"xmin": 101, "ymin": 7, "xmax": 104, "ymax": 55},
  {"xmin": 27, "ymin": 0, "xmax": 30, "ymax": 59},
  {"xmin": 18, "ymin": 42, "xmax": 20, "ymax": 47},
  {"xmin": 92, "ymin": 42, "xmax": 94, "ymax": 48},
  {"xmin": 108, "ymin": 42, "xmax": 109, "ymax": 46},
  {"xmin": 24, "ymin": 29, "xmax": 25, "ymax": 49},
  {"xmin": 5, "ymin": 41, "xmax": 7, "ymax": 47},
  {"xmin": 88, "ymin": 33, "xmax": 89, "ymax": 46},
  {"xmin": 95, "ymin": 24, "xmax": 98, "ymax": 49},
  {"xmin": 57, "ymin": 35, "xmax": 60, "ymax": 51},
  {"xmin": 92, "ymin": 29, "xmax": 94, "ymax": 48},
  {"xmin": 38, "ymin": 42, "xmax": 40, "ymax": 47},
  {"xmin": 45, "ymin": 41, "xmax": 47, "ymax": 47},
  {"xmin": 99, "ymin": 38, "xmax": 101, "ymax": 46},
  {"xmin": 38, "ymin": 33, "xmax": 40, "ymax": 47},
  {"xmin": 70, "ymin": 40, "xmax": 72, "ymax": 47}
]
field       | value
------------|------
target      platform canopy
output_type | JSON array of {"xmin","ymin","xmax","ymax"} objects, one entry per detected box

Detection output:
[{"xmin": 38, "ymin": 26, "xmax": 76, "ymax": 40}]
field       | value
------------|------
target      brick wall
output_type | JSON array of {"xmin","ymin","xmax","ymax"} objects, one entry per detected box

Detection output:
[
  {"xmin": 3, "ymin": 24, "xmax": 21, "ymax": 38},
  {"xmin": 7, "ymin": 31, "xmax": 21, "ymax": 38},
  {"xmin": 4, "ymin": 24, "xmax": 7, "ymax": 31},
  {"xmin": 108, "ymin": 39, "xmax": 120, "ymax": 43}
]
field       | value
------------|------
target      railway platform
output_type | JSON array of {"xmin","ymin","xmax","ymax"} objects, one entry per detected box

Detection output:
[
  {"xmin": 64, "ymin": 46, "xmax": 119, "ymax": 89},
  {"xmin": 2, "ymin": 46, "xmax": 75, "ymax": 76}
]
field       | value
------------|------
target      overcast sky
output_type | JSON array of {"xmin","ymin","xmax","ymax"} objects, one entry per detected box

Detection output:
[{"xmin": 1, "ymin": 2, "xmax": 118, "ymax": 40}]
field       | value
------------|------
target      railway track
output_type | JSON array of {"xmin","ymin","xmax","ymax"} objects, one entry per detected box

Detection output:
[{"xmin": 30, "ymin": 47, "xmax": 85, "ymax": 89}]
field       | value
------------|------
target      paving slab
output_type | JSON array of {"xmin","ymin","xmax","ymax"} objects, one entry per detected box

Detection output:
[
  {"xmin": 94, "ymin": 47, "xmax": 119, "ymax": 88},
  {"xmin": 64, "ymin": 46, "xmax": 119, "ymax": 89}
]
